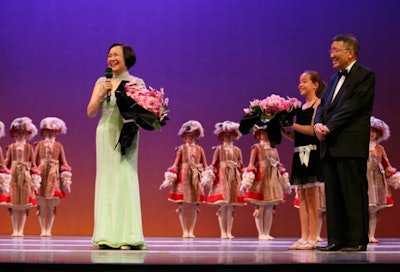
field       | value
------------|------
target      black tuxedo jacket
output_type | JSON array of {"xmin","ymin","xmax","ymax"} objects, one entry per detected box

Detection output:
[{"xmin": 315, "ymin": 62, "xmax": 375, "ymax": 159}]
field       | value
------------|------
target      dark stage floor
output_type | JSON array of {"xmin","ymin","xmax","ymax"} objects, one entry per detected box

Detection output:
[{"xmin": 1, "ymin": 235, "xmax": 400, "ymax": 271}]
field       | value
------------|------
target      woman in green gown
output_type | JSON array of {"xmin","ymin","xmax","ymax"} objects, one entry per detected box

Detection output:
[{"xmin": 87, "ymin": 43, "xmax": 146, "ymax": 250}]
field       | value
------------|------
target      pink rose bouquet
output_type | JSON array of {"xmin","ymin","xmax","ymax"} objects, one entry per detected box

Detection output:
[
  {"xmin": 124, "ymin": 81, "xmax": 169, "ymax": 127},
  {"xmin": 239, "ymin": 94, "xmax": 302, "ymax": 145},
  {"xmin": 243, "ymin": 94, "xmax": 302, "ymax": 123},
  {"xmin": 115, "ymin": 80, "xmax": 170, "ymax": 155}
]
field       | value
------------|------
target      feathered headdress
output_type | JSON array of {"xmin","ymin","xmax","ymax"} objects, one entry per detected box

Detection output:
[
  {"xmin": 9, "ymin": 117, "xmax": 38, "ymax": 140},
  {"xmin": 40, "ymin": 117, "xmax": 67, "ymax": 135},
  {"xmin": 178, "ymin": 120, "xmax": 204, "ymax": 139},
  {"xmin": 370, "ymin": 116, "xmax": 390, "ymax": 143},
  {"xmin": 0, "ymin": 121, "xmax": 5, "ymax": 138},
  {"xmin": 214, "ymin": 121, "xmax": 241, "ymax": 141}
]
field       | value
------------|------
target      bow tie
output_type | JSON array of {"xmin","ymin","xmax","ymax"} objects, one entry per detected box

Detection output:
[{"xmin": 338, "ymin": 70, "xmax": 348, "ymax": 78}]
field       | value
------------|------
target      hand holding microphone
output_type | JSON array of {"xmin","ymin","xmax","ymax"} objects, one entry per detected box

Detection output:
[{"xmin": 105, "ymin": 67, "xmax": 113, "ymax": 103}]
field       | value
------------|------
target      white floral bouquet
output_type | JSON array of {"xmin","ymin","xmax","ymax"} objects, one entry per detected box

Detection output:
[{"xmin": 115, "ymin": 80, "xmax": 170, "ymax": 155}]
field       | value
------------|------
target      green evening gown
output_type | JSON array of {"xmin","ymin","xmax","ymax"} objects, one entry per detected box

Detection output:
[{"xmin": 92, "ymin": 73, "xmax": 146, "ymax": 249}]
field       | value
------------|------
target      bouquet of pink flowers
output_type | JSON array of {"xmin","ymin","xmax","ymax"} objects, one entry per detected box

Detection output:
[
  {"xmin": 239, "ymin": 94, "xmax": 302, "ymax": 145},
  {"xmin": 243, "ymin": 94, "xmax": 302, "ymax": 123},
  {"xmin": 115, "ymin": 80, "xmax": 169, "ymax": 155},
  {"xmin": 124, "ymin": 81, "xmax": 169, "ymax": 129}
]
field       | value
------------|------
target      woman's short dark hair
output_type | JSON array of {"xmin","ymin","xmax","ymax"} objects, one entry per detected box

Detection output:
[{"xmin": 108, "ymin": 43, "xmax": 137, "ymax": 69}]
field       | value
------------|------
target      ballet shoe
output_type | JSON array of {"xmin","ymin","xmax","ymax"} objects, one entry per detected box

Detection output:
[{"xmin": 265, "ymin": 235, "xmax": 274, "ymax": 240}]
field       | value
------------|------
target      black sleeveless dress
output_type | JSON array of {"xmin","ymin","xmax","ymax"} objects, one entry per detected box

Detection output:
[{"xmin": 290, "ymin": 104, "xmax": 321, "ymax": 187}]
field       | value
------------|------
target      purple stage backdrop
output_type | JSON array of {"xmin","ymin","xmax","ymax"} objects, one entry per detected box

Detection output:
[{"xmin": 0, "ymin": 0, "xmax": 399, "ymax": 238}]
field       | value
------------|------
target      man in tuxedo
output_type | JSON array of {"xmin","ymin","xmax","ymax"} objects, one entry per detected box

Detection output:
[{"xmin": 314, "ymin": 34, "xmax": 375, "ymax": 252}]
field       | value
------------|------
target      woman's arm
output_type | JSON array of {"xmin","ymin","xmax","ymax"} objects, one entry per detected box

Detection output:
[{"xmin": 87, "ymin": 78, "xmax": 109, "ymax": 118}]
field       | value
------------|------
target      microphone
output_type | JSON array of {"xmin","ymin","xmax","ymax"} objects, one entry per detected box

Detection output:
[{"xmin": 105, "ymin": 68, "xmax": 113, "ymax": 103}]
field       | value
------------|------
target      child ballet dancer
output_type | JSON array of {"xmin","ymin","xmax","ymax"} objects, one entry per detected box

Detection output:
[
  {"xmin": 240, "ymin": 125, "xmax": 291, "ymax": 240},
  {"xmin": 0, "ymin": 121, "xmax": 12, "ymax": 204},
  {"xmin": 368, "ymin": 116, "xmax": 400, "ymax": 243},
  {"xmin": 34, "ymin": 117, "xmax": 72, "ymax": 237},
  {"xmin": 200, "ymin": 121, "xmax": 246, "ymax": 239},
  {"xmin": 160, "ymin": 120, "xmax": 207, "ymax": 238},
  {"xmin": 3, "ymin": 117, "xmax": 41, "ymax": 237}
]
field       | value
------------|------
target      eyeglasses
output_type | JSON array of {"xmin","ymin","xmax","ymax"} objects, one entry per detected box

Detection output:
[{"xmin": 329, "ymin": 48, "xmax": 350, "ymax": 55}]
